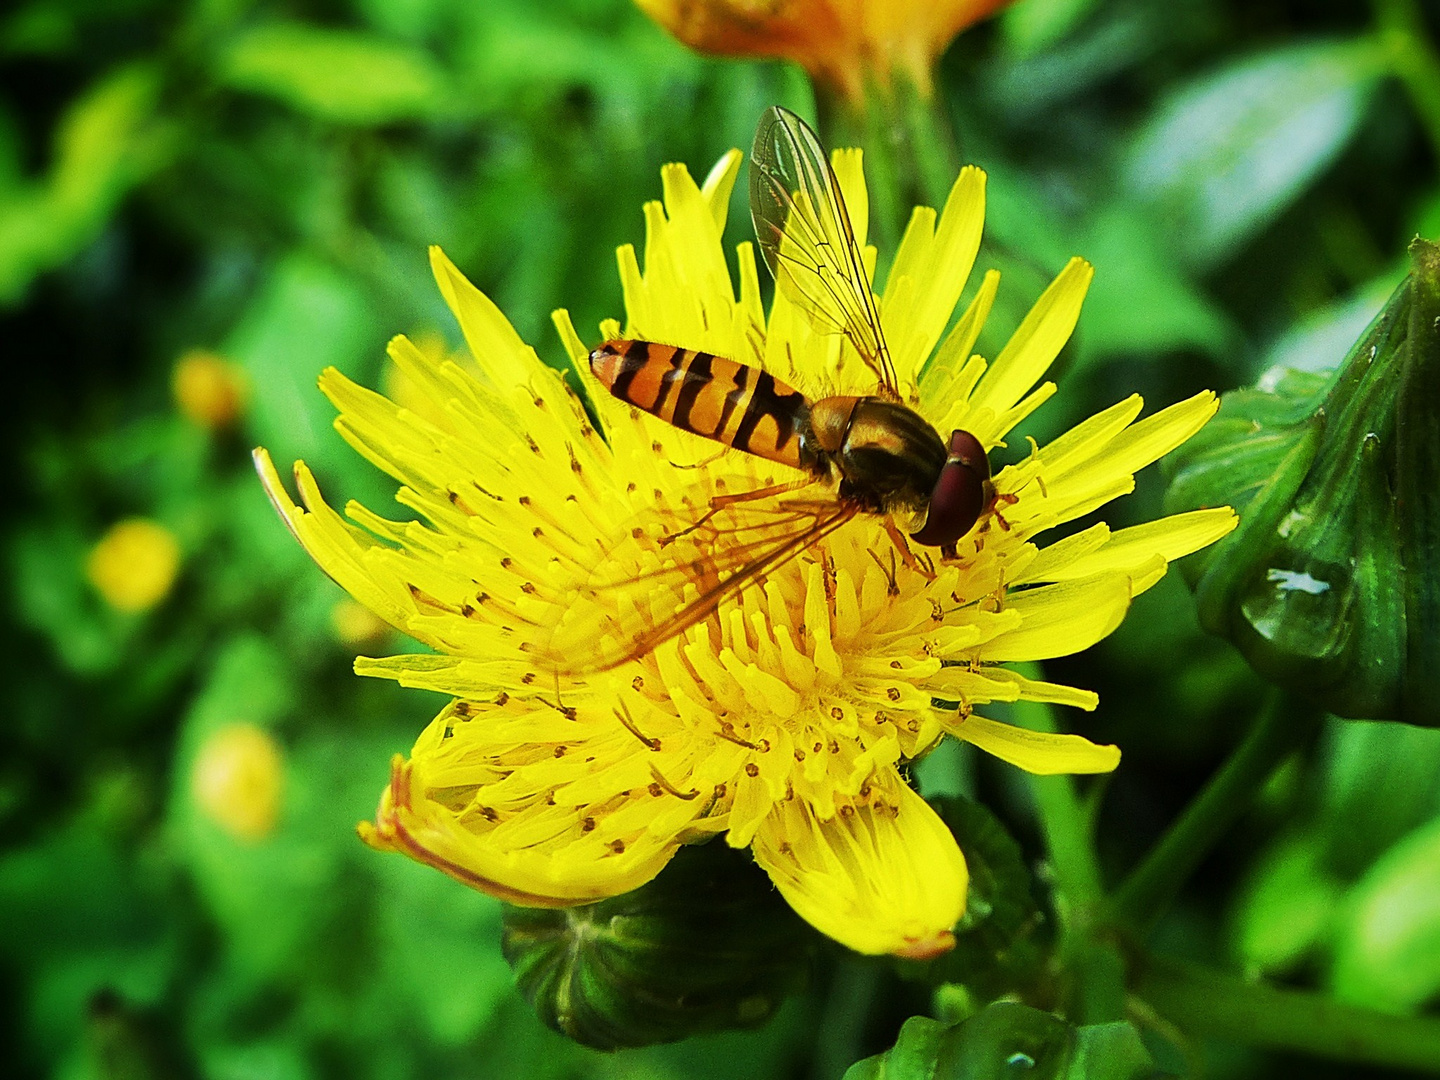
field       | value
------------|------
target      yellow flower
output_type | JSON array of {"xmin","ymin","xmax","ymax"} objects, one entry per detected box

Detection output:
[
  {"xmin": 634, "ymin": 0, "xmax": 1014, "ymax": 102},
  {"xmin": 87, "ymin": 518, "xmax": 181, "ymax": 613},
  {"xmin": 191, "ymin": 723, "xmax": 285, "ymax": 841},
  {"xmin": 330, "ymin": 598, "xmax": 390, "ymax": 648},
  {"xmin": 255, "ymin": 148, "xmax": 1235, "ymax": 958},
  {"xmin": 173, "ymin": 349, "xmax": 248, "ymax": 429}
]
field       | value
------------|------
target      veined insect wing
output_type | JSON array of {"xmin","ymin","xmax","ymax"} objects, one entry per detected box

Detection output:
[
  {"xmin": 532, "ymin": 472, "xmax": 850, "ymax": 676},
  {"xmin": 748, "ymin": 106, "xmax": 899, "ymax": 399}
]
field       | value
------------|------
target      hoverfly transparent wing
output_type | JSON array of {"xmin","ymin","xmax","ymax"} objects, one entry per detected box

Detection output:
[
  {"xmin": 750, "ymin": 105, "xmax": 899, "ymax": 400},
  {"xmin": 533, "ymin": 477, "xmax": 857, "ymax": 677}
]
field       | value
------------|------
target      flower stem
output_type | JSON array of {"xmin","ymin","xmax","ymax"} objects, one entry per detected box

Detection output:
[
  {"xmin": 1011, "ymin": 688, "xmax": 1123, "ymax": 1023},
  {"xmin": 1135, "ymin": 954, "xmax": 1440, "ymax": 1072},
  {"xmin": 1110, "ymin": 690, "xmax": 1317, "ymax": 935},
  {"xmin": 816, "ymin": 78, "xmax": 962, "ymax": 257},
  {"xmin": 1015, "ymin": 697, "xmax": 1105, "ymax": 909},
  {"xmin": 1374, "ymin": 0, "xmax": 1440, "ymax": 163}
]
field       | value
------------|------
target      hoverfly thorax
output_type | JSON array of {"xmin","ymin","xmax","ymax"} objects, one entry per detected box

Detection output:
[{"xmin": 818, "ymin": 397, "xmax": 947, "ymax": 511}]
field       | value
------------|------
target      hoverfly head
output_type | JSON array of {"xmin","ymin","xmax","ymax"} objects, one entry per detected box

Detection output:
[{"xmin": 910, "ymin": 430, "xmax": 991, "ymax": 547}]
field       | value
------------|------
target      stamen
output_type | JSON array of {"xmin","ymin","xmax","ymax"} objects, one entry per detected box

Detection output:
[
  {"xmin": 615, "ymin": 700, "xmax": 661, "ymax": 750},
  {"xmin": 539, "ymin": 696, "xmax": 578, "ymax": 721},
  {"xmin": 867, "ymin": 548, "xmax": 900, "ymax": 597},
  {"xmin": 649, "ymin": 764, "xmax": 699, "ymax": 800},
  {"xmin": 717, "ymin": 722, "xmax": 758, "ymax": 749},
  {"xmin": 447, "ymin": 489, "xmax": 477, "ymax": 515},
  {"xmin": 407, "ymin": 583, "xmax": 458, "ymax": 613}
]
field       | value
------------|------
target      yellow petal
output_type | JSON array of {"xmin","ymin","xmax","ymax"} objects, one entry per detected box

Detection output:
[
  {"xmin": 700, "ymin": 148, "xmax": 743, "ymax": 230},
  {"xmin": 830, "ymin": 147, "xmax": 869, "ymax": 251},
  {"xmin": 950, "ymin": 714, "xmax": 1120, "ymax": 774},
  {"xmin": 429, "ymin": 246, "xmax": 537, "ymax": 386},
  {"xmin": 967, "ymin": 257, "xmax": 1093, "ymax": 423},
  {"xmin": 978, "ymin": 668, "xmax": 1100, "ymax": 711},
  {"xmin": 886, "ymin": 166, "xmax": 986, "ymax": 387},
  {"xmin": 1040, "ymin": 391, "xmax": 1219, "ymax": 515},
  {"xmin": 1016, "ymin": 508, "xmax": 1239, "ymax": 589},
  {"xmin": 362, "ymin": 755, "xmax": 681, "ymax": 906},
  {"xmin": 979, "ymin": 574, "xmax": 1133, "ymax": 662},
  {"xmin": 753, "ymin": 780, "xmax": 967, "ymax": 958}
]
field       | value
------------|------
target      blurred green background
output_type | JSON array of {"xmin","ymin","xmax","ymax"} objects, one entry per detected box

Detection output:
[{"xmin": 3, "ymin": 0, "xmax": 1439, "ymax": 1077}]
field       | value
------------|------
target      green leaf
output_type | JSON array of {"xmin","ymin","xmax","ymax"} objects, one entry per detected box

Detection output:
[
  {"xmin": 0, "ymin": 823, "xmax": 178, "ymax": 1062},
  {"xmin": 1331, "ymin": 816, "xmax": 1440, "ymax": 1013},
  {"xmin": 219, "ymin": 24, "xmax": 448, "ymax": 124},
  {"xmin": 1076, "ymin": 205, "xmax": 1233, "ymax": 362},
  {"xmin": 373, "ymin": 858, "xmax": 512, "ymax": 1047},
  {"xmin": 1259, "ymin": 277, "xmax": 1399, "ymax": 377},
  {"xmin": 223, "ymin": 252, "xmax": 385, "ymax": 492},
  {"xmin": 1319, "ymin": 719, "xmax": 1440, "ymax": 877},
  {"xmin": 1002, "ymin": 0, "xmax": 1105, "ymax": 58},
  {"xmin": 1231, "ymin": 831, "xmax": 1342, "ymax": 972},
  {"xmin": 843, "ymin": 1006, "xmax": 1159, "ymax": 1080},
  {"xmin": 844, "ymin": 1007, "xmax": 1070, "ymax": 1080},
  {"xmin": 1124, "ymin": 39, "xmax": 1385, "ymax": 269},
  {"xmin": 1064, "ymin": 1022, "xmax": 1158, "ymax": 1080},
  {"xmin": 0, "ymin": 63, "xmax": 167, "ymax": 304}
]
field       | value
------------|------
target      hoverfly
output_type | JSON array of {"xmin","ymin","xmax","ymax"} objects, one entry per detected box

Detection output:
[{"xmin": 545, "ymin": 107, "xmax": 999, "ymax": 675}]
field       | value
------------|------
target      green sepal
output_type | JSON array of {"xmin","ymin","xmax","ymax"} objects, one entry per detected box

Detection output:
[
  {"xmin": 500, "ymin": 841, "xmax": 811, "ymax": 1050},
  {"xmin": 1164, "ymin": 239, "xmax": 1440, "ymax": 724},
  {"xmin": 903, "ymin": 797, "xmax": 1047, "ymax": 1000},
  {"xmin": 842, "ymin": 1005, "xmax": 1160, "ymax": 1080}
]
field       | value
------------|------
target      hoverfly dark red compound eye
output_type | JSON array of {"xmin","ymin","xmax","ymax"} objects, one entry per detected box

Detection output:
[{"xmin": 910, "ymin": 430, "xmax": 990, "ymax": 547}]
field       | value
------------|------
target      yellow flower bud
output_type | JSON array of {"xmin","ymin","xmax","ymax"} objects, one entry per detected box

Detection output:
[
  {"xmin": 330, "ymin": 598, "xmax": 389, "ymax": 647},
  {"xmin": 173, "ymin": 349, "xmax": 248, "ymax": 429},
  {"xmin": 86, "ymin": 518, "xmax": 181, "ymax": 613},
  {"xmin": 191, "ymin": 723, "xmax": 285, "ymax": 842}
]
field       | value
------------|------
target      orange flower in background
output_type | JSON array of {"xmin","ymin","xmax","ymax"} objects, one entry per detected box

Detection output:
[{"xmin": 635, "ymin": 0, "xmax": 1014, "ymax": 101}]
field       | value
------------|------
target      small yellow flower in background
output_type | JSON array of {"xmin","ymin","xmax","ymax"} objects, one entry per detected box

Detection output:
[
  {"xmin": 635, "ymin": 0, "xmax": 1014, "ymax": 102},
  {"xmin": 191, "ymin": 723, "xmax": 285, "ymax": 842},
  {"xmin": 330, "ymin": 598, "xmax": 390, "ymax": 648},
  {"xmin": 173, "ymin": 349, "xmax": 248, "ymax": 429},
  {"xmin": 87, "ymin": 518, "xmax": 181, "ymax": 613},
  {"xmin": 255, "ymin": 147, "xmax": 1234, "ymax": 958}
]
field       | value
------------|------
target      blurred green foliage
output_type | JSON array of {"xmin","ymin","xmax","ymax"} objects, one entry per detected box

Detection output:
[{"xmin": 4, "ymin": 0, "xmax": 1440, "ymax": 1077}]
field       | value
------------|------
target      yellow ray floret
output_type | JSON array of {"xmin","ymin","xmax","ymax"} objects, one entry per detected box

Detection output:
[{"xmin": 255, "ymin": 144, "xmax": 1234, "ymax": 958}]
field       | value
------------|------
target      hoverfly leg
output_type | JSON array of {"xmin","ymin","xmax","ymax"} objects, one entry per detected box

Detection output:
[
  {"xmin": 990, "ymin": 492, "xmax": 1020, "ymax": 532},
  {"xmin": 882, "ymin": 518, "xmax": 936, "ymax": 581},
  {"xmin": 672, "ymin": 447, "xmax": 730, "ymax": 471},
  {"xmin": 658, "ymin": 478, "xmax": 812, "ymax": 547}
]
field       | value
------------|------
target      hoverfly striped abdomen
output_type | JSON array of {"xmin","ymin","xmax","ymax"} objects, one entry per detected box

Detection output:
[{"xmin": 590, "ymin": 340, "xmax": 811, "ymax": 470}]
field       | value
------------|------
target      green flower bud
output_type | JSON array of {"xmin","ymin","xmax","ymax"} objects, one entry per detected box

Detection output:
[
  {"xmin": 842, "ymin": 1005, "xmax": 1159, "ymax": 1080},
  {"xmin": 501, "ymin": 841, "xmax": 811, "ymax": 1050},
  {"xmin": 1165, "ymin": 239, "xmax": 1440, "ymax": 725}
]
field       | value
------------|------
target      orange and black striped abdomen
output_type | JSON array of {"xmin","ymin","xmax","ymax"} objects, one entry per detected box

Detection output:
[{"xmin": 590, "ymin": 340, "xmax": 809, "ymax": 469}]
